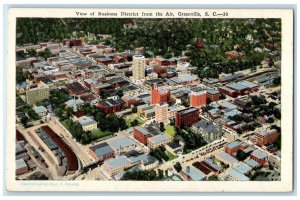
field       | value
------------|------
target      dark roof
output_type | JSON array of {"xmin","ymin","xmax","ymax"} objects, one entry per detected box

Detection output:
[
  {"xmin": 168, "ymin": 141, "xmax": 181, "ymax": 149},
  {"xmin": 177, "ymin": 107, "xmax": 198, "ymax": 115},
  {"xmin": 90, "ymin": 142, "xmax": 114, "ymax": 160},
  {"xmin": 65, "ymin": 82, "xmax": 86, "ymax": 93},
  {"xmin": 41, "ymin": 126, "xmax": 78, "ymax": 171}
]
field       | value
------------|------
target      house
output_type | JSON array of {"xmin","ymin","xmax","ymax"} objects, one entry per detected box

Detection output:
[
  {"xmin": 165, "ymin": 141, "xmax": 183, "ymax": 155},
  {"xmin": 181, "ymin": 166, "xmax": 207, "ymax": 181},
  {"xmin": 16, "ymin": 82, "xmax": 28, "ymax": 94},
  {"xmin": 33, "ymin": 106, "xmax": 48, "ymax": 118},
  {"xmin": 78, "ymin": 116, "xmax": 97, "ymax": 132}
]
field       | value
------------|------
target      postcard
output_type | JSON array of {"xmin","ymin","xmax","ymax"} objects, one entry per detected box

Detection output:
[{"xmin": 6, "ymin": 8, "xmax": 293, "ymax": 192}]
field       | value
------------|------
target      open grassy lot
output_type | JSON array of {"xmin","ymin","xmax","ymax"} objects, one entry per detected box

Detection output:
[
  {"xmin": 91, "ymin": 129, "xmax": 112, "ymax": 140},
  {"xmin": 164, "ymin": 124, "xmax": 176, "ymax": 137},
  {"xmin": 125, "ymin": 113, "xmax": 146, "ymax": 127},
  {"xmin": 165, "ymin": 150, "xmax": 179, "ymax": 161}
]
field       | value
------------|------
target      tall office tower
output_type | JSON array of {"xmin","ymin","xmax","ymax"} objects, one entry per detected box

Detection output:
[
  {"xmin": 155, "ymin": 103, "xmax": 169, "ymax": 123},
  {"xmin": 132, "ymin": 55, "xmax": 145, "ymax": 82},
  {"xmin": 190, "ymin": 89, "xmax": 207, "ymax": 109},
  {"xmin": 151, "ymin": 84, "xmax": 170, "ymax": 104}
]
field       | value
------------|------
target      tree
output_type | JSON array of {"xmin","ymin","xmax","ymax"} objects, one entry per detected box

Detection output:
[
  {"xmin": 158, "ymin": 169, "xmax": 164, "ymax": 179},
  {"xmin": 131, "ymin": 106, "xmax": 137, "ymax": 113},
  {"xmin": 159, "ymin": 122, "xmax": 165, "ymax": 132},
  {"xmin": 131, "ymin": 119, "xmax": 139, "ymax": 127},
  {"xmin": 174, "ymin": 162, "xmax": 182, "ymax": 173},
  {"xmin": 116, "ymin": 90, "xmax": 124, "ymax": 98},
  {"xmin": 100, "ymin": 89, "xmax": 109, "ymax": 99}
]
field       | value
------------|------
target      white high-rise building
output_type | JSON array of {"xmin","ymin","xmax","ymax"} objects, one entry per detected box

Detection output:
[
  {"xmin": 132, "ymin": 55, "xmax": 145, "ymax": 82},
  {"xmin": 155, "ymin": 103, "xmax": 169, "ymax": 123}
]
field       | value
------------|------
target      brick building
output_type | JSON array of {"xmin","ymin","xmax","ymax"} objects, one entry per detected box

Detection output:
[
  {"xmin": 190, "ymin": 88, "xmax": 207, "ymax": 109},
  {"xmin": 151, "ymin": 84, "xmax": 170, "ymax": 104},
  {"xmin": 255, "ymin": 129, "xmax": 278, "ymax": 146},
  {"xmin": 175, "ymin": 107, "xmax": 199, "ymax": 128},
  {"xmin": 224, "ymin": 140, "xmax": 248, "ymax": 156},
  {"xmin": 98, "ymin": 99, "xmax": 122, "ymax": 114},
  {"xmin": 133, "ymin": 126, "xmax": 154, "ymax": 145},
  {"xmin": 250, "ymin": 149, "xmax": 268, "ymax": 166},
  {"xmin": 65, "ymin": 82, "xmax": 86, "ymax": 95},
  {"xmin": 89, "ymin": 142, "xmax": 115, "ymax": 162},
  {"xmin": 206, "ymin": 89, "xmax": 220, "ymax": 102}
]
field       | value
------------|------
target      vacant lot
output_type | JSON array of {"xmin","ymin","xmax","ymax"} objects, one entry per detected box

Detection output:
[
  {"xmin": 125, "ymin": 114, "xmax": 146, "ymax": 127},
  {"xmin": 164, "ymin": 124, "xmax": 176, "ymax": 137}
]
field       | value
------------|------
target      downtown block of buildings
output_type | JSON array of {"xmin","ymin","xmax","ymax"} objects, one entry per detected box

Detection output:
[{"xmin": 15, "ymin": 37, "xmax": 281, "ymax": 181}]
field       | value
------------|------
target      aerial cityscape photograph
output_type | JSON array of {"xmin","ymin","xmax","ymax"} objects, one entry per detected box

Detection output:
[{"xmin": 14, "ymin": 17, "xmax": 282, "ymax": 182}]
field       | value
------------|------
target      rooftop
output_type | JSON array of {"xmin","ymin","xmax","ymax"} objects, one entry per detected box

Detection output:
[
  {"xmin": 108, "ymin": 136, "xmax": 135, "ymax": 151},
  {"xmin": 227, "ymin": 82, "xmax": 248, "ymax": 91},
  {"xmin": 226, "ymin": 168, "xmax": 250, "ymax": 181},
  {"xmin": 177, "ymin": 107, "xmax": 198, "ymax": 115},
  {"xmin": 134, "ymin": 126, "xmax": 151, "ymax": 136},
  {"xmin": 251, "ymin": 149, "xmax": 268, "ymax": 159},
  {"xmin": 107, "ymin": 155, "xmax": 131, "ymax": 169},
  {"xmin": 218, "ymin": 151, "xmax": 238, "ymax": 164},
  {"xmin": 227, "ymin": 140, "xmax": 244, "ymax": 149},
  {"xmin": 148, "ymin": 134, "xmax": 171, "ymax": 144},
  {"xmin": 33, "ymin": 106, "xmax": 47, "ymax": 114},
  {"xmin": 233, "ymin": 163, "xmax": 252, "ymax": 174},
  {"xmin": 238, "ymin": 80, "xmax": 258, "ymax": 88},
  {"xmin": 182, "ymin": 166, "xmax": 206, "ymax": 181},
  {"xmin": 90, "ymin": 142, "xmax": 114, "ymax": 160},
  {"xmin": 78, "ymin": 116, "xmax": 96, "ymax": 126},
  {"xmin": 16, "ymin": 159, "xmax": 27, "ymax": 170},
  {"xmin": 245, "ymin": 159, "xmax": 261, "ymax": 168}
]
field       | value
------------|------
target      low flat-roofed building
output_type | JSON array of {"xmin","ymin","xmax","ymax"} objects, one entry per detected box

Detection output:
[
  {"xmin": 181, "ymin": 166, "xmax": 207, "ymax": 181},
  {"xmin": 16, "ymin": 159, "xmax": 28, "ymax": 175},
  {"xmin": 250, "ymin": 149, "xmax": 268, "ymax": 166},
  {"xmin": 102, "ymin": 155, "xmax": 131, "ymax": 176},
  {"xmin": 89, "ymin": 142, "xmax": 114, "ymax": 162},
  {"xmin": 219, "ymin": 168, "xmax": 250, "ymax": 181},
  {"xmin": 233, "ymin": 163, "xmax": 252, "ymax": 175},
  {"xmin": 107, "ymin": 136, "xmax": 136, "ymax": 153},
  {"xmin": 244, "ymin": 158, "xmax": 261, "ymax": 169},
  {"xmin": 78, "ymin": 116, "xmax": 97, "ymax": 132},
  {"xmin": 216, "ymin": 151, "xmax": 239, "ymax": 166},
  {"xmin": 147, "ymin": 134, "xmax": 172, "ymax": 149},
  {"xmin": 225, "ymin": 140, "xmax": 248, "ymax": 156}
]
